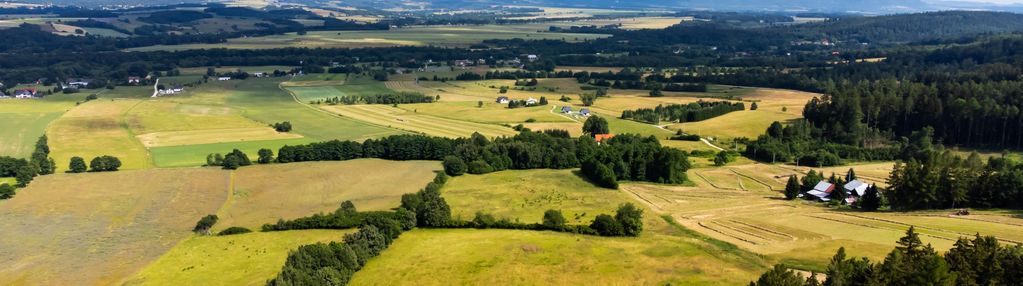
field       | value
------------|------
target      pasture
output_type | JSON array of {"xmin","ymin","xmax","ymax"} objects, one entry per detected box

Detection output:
[
  {"xmin": 353, "ymin": 168, "xmax": 767, "ymax": 285},
  {"xmin": 321, "ymin": 104, "xmax": 518, "ymax": 138},
  {"xmin": 0, "ymin": 169, "xmax": 230, "ymax": 286},
  {"xmin": 125, "ymin": 25, "xmax": 609, "ymax": 51},
  {"xmin": 217, "ymin": 159, "xmax": 442, "ymax": 230},
  {"xmin": 125, "ymin": 230, "xmax": 351, "ymax": 286},
  {"xmin": 623, "ymin": 162, "xmax": 1023, "ymax": 271}
]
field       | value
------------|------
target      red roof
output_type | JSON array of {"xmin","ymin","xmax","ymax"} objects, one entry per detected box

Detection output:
[{"xmin": 594, "ymin": 134, "xmax": 615, "ymax": 143}]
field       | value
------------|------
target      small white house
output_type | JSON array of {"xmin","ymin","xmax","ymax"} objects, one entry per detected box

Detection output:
[
  {"xmin": 526, "ymin": 54, "xmax": 538, "ymax": 62},
  {"xmin": 172, "ymin": 84, "xmax": 184, "ymax": 93},
  {"xmin": 218, "ymin": 77, "xmax": 232, "ymax": 81},
  {"xmin": 496, "ymin": 96, "xmax": 510, "ymax": 104},
  {"xmin": 844, "ymin": 180, "xmax": 869, "ymax": 197},
  {"xmin": 525, "ymin": 97, "xmax": 538, "ymax": 105},
  {"xmin": 806, "ymin": 181, "xmax": 835, "ymax": 202}
]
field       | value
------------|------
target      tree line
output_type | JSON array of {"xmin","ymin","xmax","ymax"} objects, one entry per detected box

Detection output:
[
  {"xmin": 620, "ymin": 101, "xmax": 745, "ymax": 125},
  {"xmin": 312, "ymin": 92, "xmax": 435, "ymax": 105},
  {"xmin": 752, "ymin": 227, "xmax": 1023, "ymax": 286}
]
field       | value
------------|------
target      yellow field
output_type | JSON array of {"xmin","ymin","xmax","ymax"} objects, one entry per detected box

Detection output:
[
  {"xmin": 125, "ymin": 230, "xmax": 351, "ymax": 286},
  {"xmin": 136, "ymin": 127, "xmax": 303, "ymax": 148},
  {"xmin": 623, "ymin": 162, "xmax": 1023, "ymax": 271},
  {"xmin": 125, "ymin": 100, "xmax": 265, "ymax": 134},
  {"xmin": 399, "ymin": 101, "xmax": 573, "ymax": 124},
  {"xmin": 217, "ymin": 160, "xmax": 442, "ymax": 230},
  {"xmin": 321, "ymin": 104, "xmax": 518, "ymax": 138},
  {"xmin": 47, "ymin": 99, "xmax": 152, "ymax": 171},
  {"xmin": 0, "ymin": 169, "xmax": 230, "ymax": 286}
]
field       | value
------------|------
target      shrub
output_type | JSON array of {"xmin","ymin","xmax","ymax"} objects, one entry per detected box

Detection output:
[
  {"xmin": 88, "ymin": 156, "xmax": 121, "ymax": 172},
  {"xmin": 0, "ymin": 183, "xmax": 14, "ymax": 200},
  {"xmin": 271, "ymin": 121, "xmax": 292, "ymax": 132},
  {"xmin": 615, "ymin": 203, "xmax": 643, "ymax": 237},
  {"xmin": 542, "ymin": 209, "xmax": 566, "ymax": 229},
  {"xmin": 193, "ymin": 214, "xmax": 219, "ymax": 234},
  {"xmin": 68, "ymin": 156, "xmax": 87, "ymax": 173},
  {"xmin": 217, "ymin": 227, "xmax": 252, "ymax": 236},
  {"xmin": 590, "ymin": 214, "xmax": 624, "ymax": 236}
]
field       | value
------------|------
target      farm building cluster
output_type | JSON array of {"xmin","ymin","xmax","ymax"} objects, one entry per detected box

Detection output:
[{"xmin": 805, "ymin": 178, "xmax": 874, "ymax": 204}]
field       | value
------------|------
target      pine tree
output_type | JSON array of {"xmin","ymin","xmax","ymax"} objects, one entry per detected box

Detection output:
[
  {"xmin": 846, "ymin": 168, "xmax": 857, "ymax": 182},
  {"xmin": 861, "ymin": 185, "xmax": 881, "ymax": 211},
  {"xmin": 785, "ymin": 175, "xmax": 801, "ymax": 200}
]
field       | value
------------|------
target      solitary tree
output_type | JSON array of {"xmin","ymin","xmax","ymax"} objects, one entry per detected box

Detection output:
[
  {"xmin": 582, "ymin": 116, "xmax": 610, "ymax": 136},
  {"xmin": 751, "ymin": 102, "xmax": 759, "ymax": 110},
  {"xmin": 714, "ymin": 151, "xmax": 731, "ymax": 166},
  {"xmin": 68, "ymin": 156, "xmax": 87, "ymax": 173}
]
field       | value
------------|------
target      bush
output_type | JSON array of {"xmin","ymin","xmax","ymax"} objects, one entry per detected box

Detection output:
[
  {"xmin": 0, "ymin": 183, "xmax": 14, "ymax": 200},
  {"xmin": 271, "ymin": 122, "xmax": 292, "ymax": 132},
  {"xmin": 68, "ymin": 156, "xmax": 87, "ymax": 173},
  {"xmin": 193, "ymin": 214, "xmax": 219, "ymax": 234},
  {"xmin": 466, "ymin": 160, "xmax": 494, "ymax": 174},
  {"xmin": 442, "ymin": 156, "xmax": 467, "ymax": 176},
  {"xmin": 89, "ymin": 155, "xmax": 121, "ymax": 172},
  {"xmin": 542, "ymin": 209, "xmax": 566, "ymax": 229},
  {"xmin": 581, "ymin": 160, "xmax": 618, "ymax": 189},
  {"xmin": 615, "ymin": 203, "xmax": 643, "ymax": 237},
  {"xmin": 217, "ymin": 227, "xmax": 252, "ymax": 236},
  {"xmin": 590, "ymin": 214, "xmax": 624, "ymax": 236}
]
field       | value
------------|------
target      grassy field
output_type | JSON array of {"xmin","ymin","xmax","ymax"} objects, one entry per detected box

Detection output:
[
  {"xmin": 353, "ymin": 169, "xmax": 767, "ymax": 285},
  {"xmin": 400, "ymin": 101, "xmax": 573, "ymax": 124},
  {"xmin": 125, "ymin": 230, "xmax": 351, "ymax": 286},
  {"xmin": 46, "ymin": 99, "xmax": 153, "ymax": 171},
  {"xmin": 149, "ymin": 138, "xmax": 314, "ymax": 168},
  {"xmin": 0, "ymin": 98, "xmax": 76, "ymax": 157},
  {"xmin": 218, "ymin": 159, "xmax": 442, "ymax": 230},
  {"xmin": 0, "ymin": 169, "xmax": 230, "ymax": 286},
  {"xmin": 284, "ymin": 75, "xmax": 392, "ymax": 103},
  {"xmin": 126, "ymin": 25, "xmax": 609, "ymax": 51},
  {"xmin": 322, "ymin": 104, "xmax": 518, "ymax": 138},
  {"xmin": 623, "ymin": 162, "xmax": 1023, "ymax": 271}
]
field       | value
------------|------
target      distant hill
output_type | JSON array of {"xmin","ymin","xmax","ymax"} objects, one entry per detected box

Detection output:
[{"xmin": 8, "ymin": 0, "xmax": 1023, "ymax": 13}]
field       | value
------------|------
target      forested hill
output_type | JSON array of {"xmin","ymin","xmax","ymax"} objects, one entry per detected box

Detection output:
[
  {"xmin": 568, "ymin": 11, "xmax": 1023, "ymax": 53},
  {"xmin": 777, "ymin": 11, "xmax": 1023, "ymax": 44}
]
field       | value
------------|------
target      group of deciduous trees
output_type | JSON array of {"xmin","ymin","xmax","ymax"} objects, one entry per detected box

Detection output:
[
  {"xmin": 620, "ymin": 101, "xmax": 745, "ymax": 124},
  {"xmin": 752, "ymin": 227, "xmax": 1023, "ymax": 286},
  {"xmin": 314, "ymin": 92, "xmax": 434, "ymax": 105}
]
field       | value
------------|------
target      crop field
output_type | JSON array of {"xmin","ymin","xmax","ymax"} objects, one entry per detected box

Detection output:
[
  {"xmin": 125, "ymin": 25, "xmax": 610, "ymax": 51},
  {"xmin": 178, "ymin": 66, "xmax": 296, "ymax": 76},
  {"xmin": 321, "ymin": 104, "xmax": 518, "ymax": 138},
  {"xmin": 354, "ymin": 168, "xmax": 767, "ymax": 285},
  {"xmin": 217, "ymin": 159, "xmax": 442, "ymax": 230},
  {"xmin": 399, "ymin": 101, "xmax": 573, "ymax": 124},
  {"xmin": 126, "ymin": 230, "xmax": 351, "ymax": 286},
  {"xmin": 622, "ymin": 162, "xmax": 1023, "ymax": 271},
  {"xmin": 0, "ymin": 99, "xmax": 75, "ymax": 157},
  {"xmin": 135, "ymin": 127, "xmax": 304, "ymax": 148},
  {"xmin": 0, "ymin": 169, "xmax": 230, "ymax": 286},
  {"xmin": 46, "ymin": 99, "xmax": 153, "ymax": 171}
]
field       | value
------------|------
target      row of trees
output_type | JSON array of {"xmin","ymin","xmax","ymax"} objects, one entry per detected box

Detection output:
[
  {"xmin": 269, "ymin": 130, "xmax": 690, "ymax": 187},
  {"xmin": 620, "ymin": 101, "xmax": 745, "ymax": 124},
  {"xmin": 752, "ymin": 227, "xmax": 1023, "ymax": 286},
  {"xmin": 314, "ymin": 92, "xmax": 435, "ymax": 105},
  {"xmin": 886, "ymin": 149, "xmax": 1023, "ymax": 210},
  {"xmin": 66, "ymin": 156, "xmax": 122, "ymax": 173}
]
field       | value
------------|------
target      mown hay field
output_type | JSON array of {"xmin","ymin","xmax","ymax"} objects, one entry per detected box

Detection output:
[
  {"xmin": 321, "ymin": 104, "xmax": 517, "ymax": 138},
  {"xmin": 217, "ymin": 159, "xmax": 442, "ymax": 230},
  {"xmin": 624, "ymin": 162, "xmax": 1023, "ymax": 271},
  {"xmin": 46, "ymin": 99, "xmax": 153, "ymax": 171},
  {"xmin": 0, "ymin": 169, "xmax": 230, "ymax": 286},
  {"xmin": 125, "ymin": 230, "xmax": 352, "ymax": 286}
]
